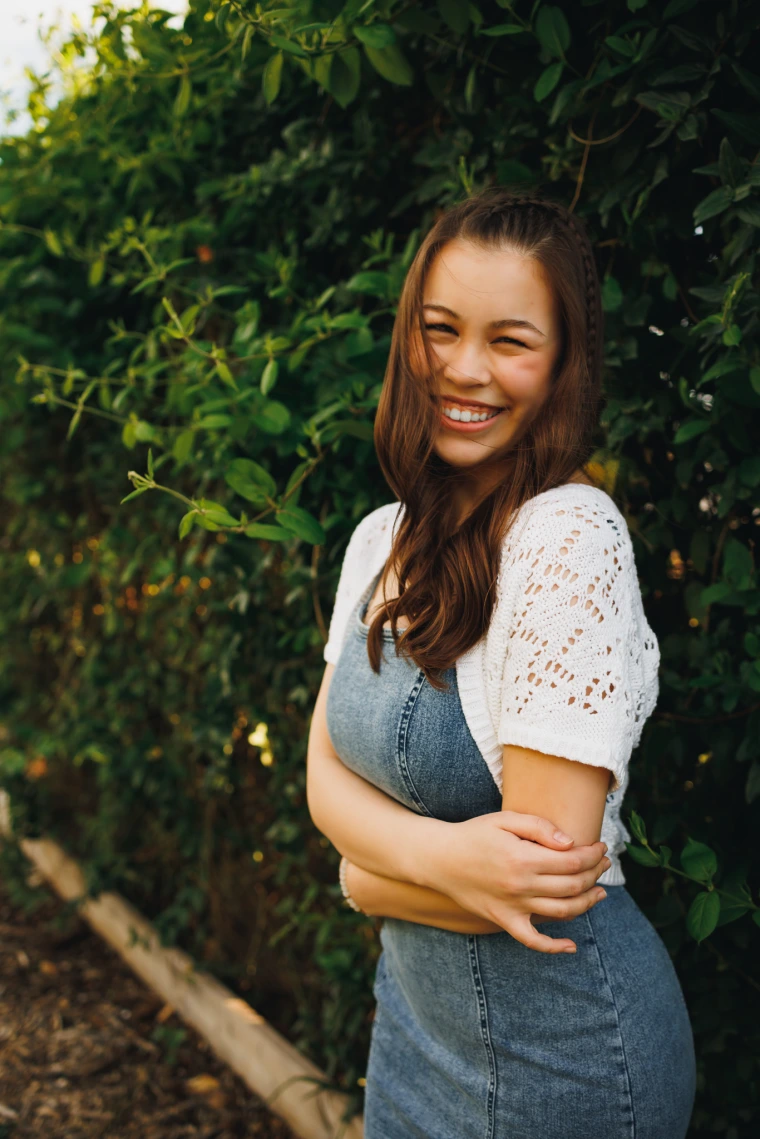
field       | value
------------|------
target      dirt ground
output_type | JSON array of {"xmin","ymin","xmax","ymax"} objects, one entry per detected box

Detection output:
[{"xmin": 0, "ymin": 869, "xmax": 297, "ymax": 1139}]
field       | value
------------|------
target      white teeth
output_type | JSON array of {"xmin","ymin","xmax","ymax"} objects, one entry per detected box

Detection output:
[{"xmin": 442, "ymin": 406, "xmax": 501, "ymax": 423}]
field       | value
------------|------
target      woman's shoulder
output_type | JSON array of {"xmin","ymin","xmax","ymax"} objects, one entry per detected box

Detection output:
[
  {"xmin": 343, "ymin": 500, "xmax": 403, "ymax": 566},
  {"xmin": 504, "ymin": 481, "xmax": 632, "ymax": 562}
]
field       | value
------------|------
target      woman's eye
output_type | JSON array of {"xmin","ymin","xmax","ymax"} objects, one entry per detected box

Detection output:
[
  {"xmin": 424, "ymin": 324, "xmax": 526, "ymax": 348},
  {"xmin": 494, "ymin": 336, "xmax": 527, "ymax": 348}
]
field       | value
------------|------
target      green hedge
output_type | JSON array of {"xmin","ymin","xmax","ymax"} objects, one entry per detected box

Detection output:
[{"xmin": 1, "ymin": 1, "xmax": 758, "ymax": 1131}]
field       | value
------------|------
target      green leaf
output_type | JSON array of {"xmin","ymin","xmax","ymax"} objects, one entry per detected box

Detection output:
[
  {"xmin": 681, "ymin": 839, "xmax": 718, "ymax": 882},
  {"xmin": 44, "ymin": 229, "xmax": 64, "ymax": 257},
  {"xmin": 481, "ymin": 24, "xmax": 524, "ymax": 36},
  {"xmin": 196, "ymin": 415, "xmax": 233, "ymax": 430},
  {"xmin": 663, "ymin": 0, "xmax": 702, "ymax": 17},
  {"xmin": 605, "ymin": 35, "xmax": 636, "ymax": 58},
  {"xmin": 269, "ymin": 34, "xmax": 309, "ymax": 58},
  {"xmin": 624, "ymin": 842, "xmax": 661, "ymax": 867},
  {"xmin": 437, "ymin": 0, "xmax": 470, "ymax": 34},
  {"xmin": 673, "ymin": 418, "xmax": 711, "ymax": 443},
  {"xmin": 693, "ymin": 186, "xmax": 734, "ymax": 225},
  {"xmin": 346, "ymin": 271, "xmax": 390, "ymax": 296},
  {"xmin": 686, "ymin": 890, "xmax": 720, "ymax": 942},
  {"xmin": 731, "ymin": 61, "xmax": 760, "ymax": 103},
  {"xmin": 172, "ymin": 430, "xmax": 194, "ymax": 464},
  {"xmin": 251, "ymin": 400, "xmax": 291, "ymax": 435},
  {"xmin": 263, "ymin": 52, "xmax": 284, "ymax": 105},
  {"xmin": 329, "ymin": 312, "xmax": 368, "ymax": 330},
  {"xmin": 244, "ymin": 522, "xmax": 293, "ymax": 541},
  {"xmin": 261, "ymin": 358, "xmax": 279, "ymax": 396},
  {"xmin": 723, "ymin": 537, "xmax": 753, "ymax": 589},
  {"xmin": 322, "ymin": 418, "xmax": 375, "ymax": 442},
  {"xmin": 88, "ymin": 257, "xmax": 105, "ymax": 287},
  {"xmin": 362, "ymin": 43, "xmax": 414, "ymax": 86},
  {"xmin": 276, "ymin": 504, "xmax": 326, "ymax": 544},
  {"xmin": 718, "ymin": 137, "xmax": 743, "ymax": 188},
  {"xmin": 711, "ymin": 109, "xmax": 760, "ymax": 148},
  {"xmin": 225, "ymin": 460, "xmax": 275, "ymax": 505},
  {"xmin": 215, "ymin": 361, "xmax": 237, "ymax": 389},
  {"xmin": 601, "ymin": 276, "xmax": 623, "ymax": 312},
  {"xmin": 628, "ymin": 810, "xmax": 647, "ymax": 843},
  {"xmin": 178, "ymin": 510, "xmax": 196, "ymax": 540},
  {"xmin": 324, "ymin": 47, "xmax": 361, "ymax": 108},
  {"xmin": 147, "ymin": 448, "xmax": 154, "ymax": 478},
  {"xmin": 533, "ymin": 61, "xmax": 563, "ymax": 102},
  {"xmin": 344, "ymin": 326, "xmax": 374, "ymax": 357},
  {"xmin": 534, "ymin": 6, "xmax": 571, "ymax": 58},
  {"xmin": 174, "ymin": 74, "xmax": 191, "ymax": 117},
  {"xmin": 120, "ymin": 485, "xmax": 149, "ymax": 505},
  {"xmin": 736, "ymin": 202, "xmax": 760, "ymax": 227},
  {"xmin": 745, "ymin": 761, "xmax": 760, "ymax": 805},
  {"xmin": 196, "ymin": 499, "xmax": 239, "ymax": 529},
  {"xmin": 226, "ymin": 458, "xmax": 276, "ymax": 497},
  {"xmin": 353, "ymin": 23, "xmax": 396, "ymax": 49}
]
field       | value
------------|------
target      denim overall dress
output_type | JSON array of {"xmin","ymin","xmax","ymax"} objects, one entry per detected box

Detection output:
[{"xmin": 325, "ymin": 566, "xmax": 696, "ymax": 1139}]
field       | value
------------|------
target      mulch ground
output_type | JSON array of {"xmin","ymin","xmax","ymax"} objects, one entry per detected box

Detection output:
[{"xmin": 0, "ymin": 868, "xmax": 296, "ymax": 1139}]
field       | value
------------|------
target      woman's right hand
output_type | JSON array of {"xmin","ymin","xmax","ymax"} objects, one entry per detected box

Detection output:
[{"xmin": 423, "ymin": 811, "xmax": 611, "ymax": 953}]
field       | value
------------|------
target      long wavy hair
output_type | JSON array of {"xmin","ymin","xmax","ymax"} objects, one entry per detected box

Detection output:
[{"xmin": 367, "ymin": 186, "xmax": 604, "ymax": 691}]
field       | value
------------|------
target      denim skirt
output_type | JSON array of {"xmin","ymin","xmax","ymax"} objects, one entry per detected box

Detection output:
[{"xmin": 326, "ymin": 568, "xmax": 696, "ymax": 1139}]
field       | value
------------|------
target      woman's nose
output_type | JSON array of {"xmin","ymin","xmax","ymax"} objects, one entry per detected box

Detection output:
[{"xmin": 444, "ymin": 339, "xmax": 491, "ymax": 383}]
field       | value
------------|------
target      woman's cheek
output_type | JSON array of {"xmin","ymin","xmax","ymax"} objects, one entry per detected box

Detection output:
[{"xmin": 496, "ymin": 355, "xmax": 553, "ymax": 406}]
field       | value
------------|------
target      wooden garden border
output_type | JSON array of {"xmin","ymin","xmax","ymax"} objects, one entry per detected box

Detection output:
[{"xmin": 0, "ymin": 792, "xmax": 363, "ymax": 1139}]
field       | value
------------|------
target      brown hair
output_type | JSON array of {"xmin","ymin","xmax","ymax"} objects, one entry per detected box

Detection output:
[{"xmin": 368, "ymin": 186, "xmax": 604, "ymax": 691}]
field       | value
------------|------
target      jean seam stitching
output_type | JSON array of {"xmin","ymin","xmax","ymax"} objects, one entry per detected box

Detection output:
[
  {"xmin": 395, "ymin": 670, "xmax": 433, "ymax": 816},
  {"xmin": 583, "ymin": 909, "xmax": 637, "ymax": 1139},
  {"xmin": 468, "ymin": 935, "xmax": 497, "ymax": 1139}
]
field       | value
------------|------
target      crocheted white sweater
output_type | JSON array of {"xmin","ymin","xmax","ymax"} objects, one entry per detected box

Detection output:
[{"xmin": 323, "ymin": 483, "xmax": 660, "ymax": 886}]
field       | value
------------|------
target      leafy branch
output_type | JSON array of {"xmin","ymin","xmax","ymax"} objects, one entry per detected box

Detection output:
[{"xmin": 626, "ymin": 811, "xmax": 758, "ymax": 943}]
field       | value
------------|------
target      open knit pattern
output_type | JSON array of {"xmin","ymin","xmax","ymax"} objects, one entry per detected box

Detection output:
[{"xmin": 323, "ymin": 483, "xmax": 660, "ymax": 886}]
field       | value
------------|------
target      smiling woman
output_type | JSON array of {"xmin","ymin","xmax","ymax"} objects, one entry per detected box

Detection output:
[
  {"xmin": 307, "ymin": 187, "xmax": 696, "ymax": 1139},
  {"xmin": 422, "ymin": 245, "xmax": 560, "ymax": 454}
]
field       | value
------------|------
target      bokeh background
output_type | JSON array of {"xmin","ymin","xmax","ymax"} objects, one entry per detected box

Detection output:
[{"xmin": 1, "ymin": 2, "xmax": 758, "ymax": 1134}]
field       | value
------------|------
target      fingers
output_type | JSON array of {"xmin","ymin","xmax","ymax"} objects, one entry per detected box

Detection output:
[
  {"xmin": 527, "ymin": 841, "xmax": 608, "ymax": 876},
  {"xmin": 528, "ymin": 886, "xmax": 607, "ymax": 922},
  {"xmin": 535, "ymin": 858, "xmax": 612, "ymax": 898},
  {"xmin": 499, "ymin": 810, "xmax": 575, "ymax": 849},
  {"xmin": 507, "ymin": 912, "xmax": 577, "ymax": 954}
]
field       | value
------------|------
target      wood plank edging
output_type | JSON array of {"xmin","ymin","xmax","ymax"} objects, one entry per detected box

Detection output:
[{"xmin": 0, "ymin": 792, "xmax": 363, "ymax": 1139}]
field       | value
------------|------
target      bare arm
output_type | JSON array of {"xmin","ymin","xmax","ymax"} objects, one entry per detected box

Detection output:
[
  {"xmin": 308, "ymin": 664, "xmax": 609, "ymax": 945},
  {"xmin": 345, "ymin": 862, "xmax": 504, "ymax": 934},
  {"xmin": 306, "ymin": 662, "xmax": 447, "ymax": 887},
  {"xmin": 344, "ymin": 745, "xmax": 611, "ymax": 937}
]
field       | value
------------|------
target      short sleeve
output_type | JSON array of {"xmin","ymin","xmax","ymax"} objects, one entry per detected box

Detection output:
[
  {"xmin": 496, "ymin": 502, "xmax": 660, "ymax": 793},
  {"xmin": 322, "ymin": 502, "xmax": 403, "ymax": 666}
]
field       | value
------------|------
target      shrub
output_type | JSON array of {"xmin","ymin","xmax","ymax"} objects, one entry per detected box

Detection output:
[{"xmin": 1, "ymin": 1, "xmax": 758, "ymax": 1131}]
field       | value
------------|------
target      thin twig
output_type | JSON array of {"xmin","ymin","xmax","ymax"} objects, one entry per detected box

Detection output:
[
  {"xmin": 569, "ymin": 109, "xmax": 595, "ymax": 213},
  {"xmin": 568, "ymin": 105, "xmax": 643, "ymax": 147}
]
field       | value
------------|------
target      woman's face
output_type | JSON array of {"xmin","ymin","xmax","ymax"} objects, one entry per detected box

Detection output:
[{"xmin": 415, "ymin": 239, "xmax": 562, "ymax": 473}]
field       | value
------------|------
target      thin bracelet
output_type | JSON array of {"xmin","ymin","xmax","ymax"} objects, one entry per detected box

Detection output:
[{"xmin": 339, "ymin": 855, "xmax": 364, "ymax": 913}]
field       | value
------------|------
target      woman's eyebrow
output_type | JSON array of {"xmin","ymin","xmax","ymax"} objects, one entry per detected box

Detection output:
[{"xmin": 423, "ymin": 303, "xmax": 546, "ymax": 338}]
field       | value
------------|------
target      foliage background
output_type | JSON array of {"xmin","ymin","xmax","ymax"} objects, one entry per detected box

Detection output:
[{"xmin": 1, "ymin": 0, "xmax": 759, "ymax": 1133}]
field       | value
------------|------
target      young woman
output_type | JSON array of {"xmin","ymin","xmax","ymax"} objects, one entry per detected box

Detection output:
[{"xmin": 306, "ymin": 189, "xmax": 696, "ymax": 1139}]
